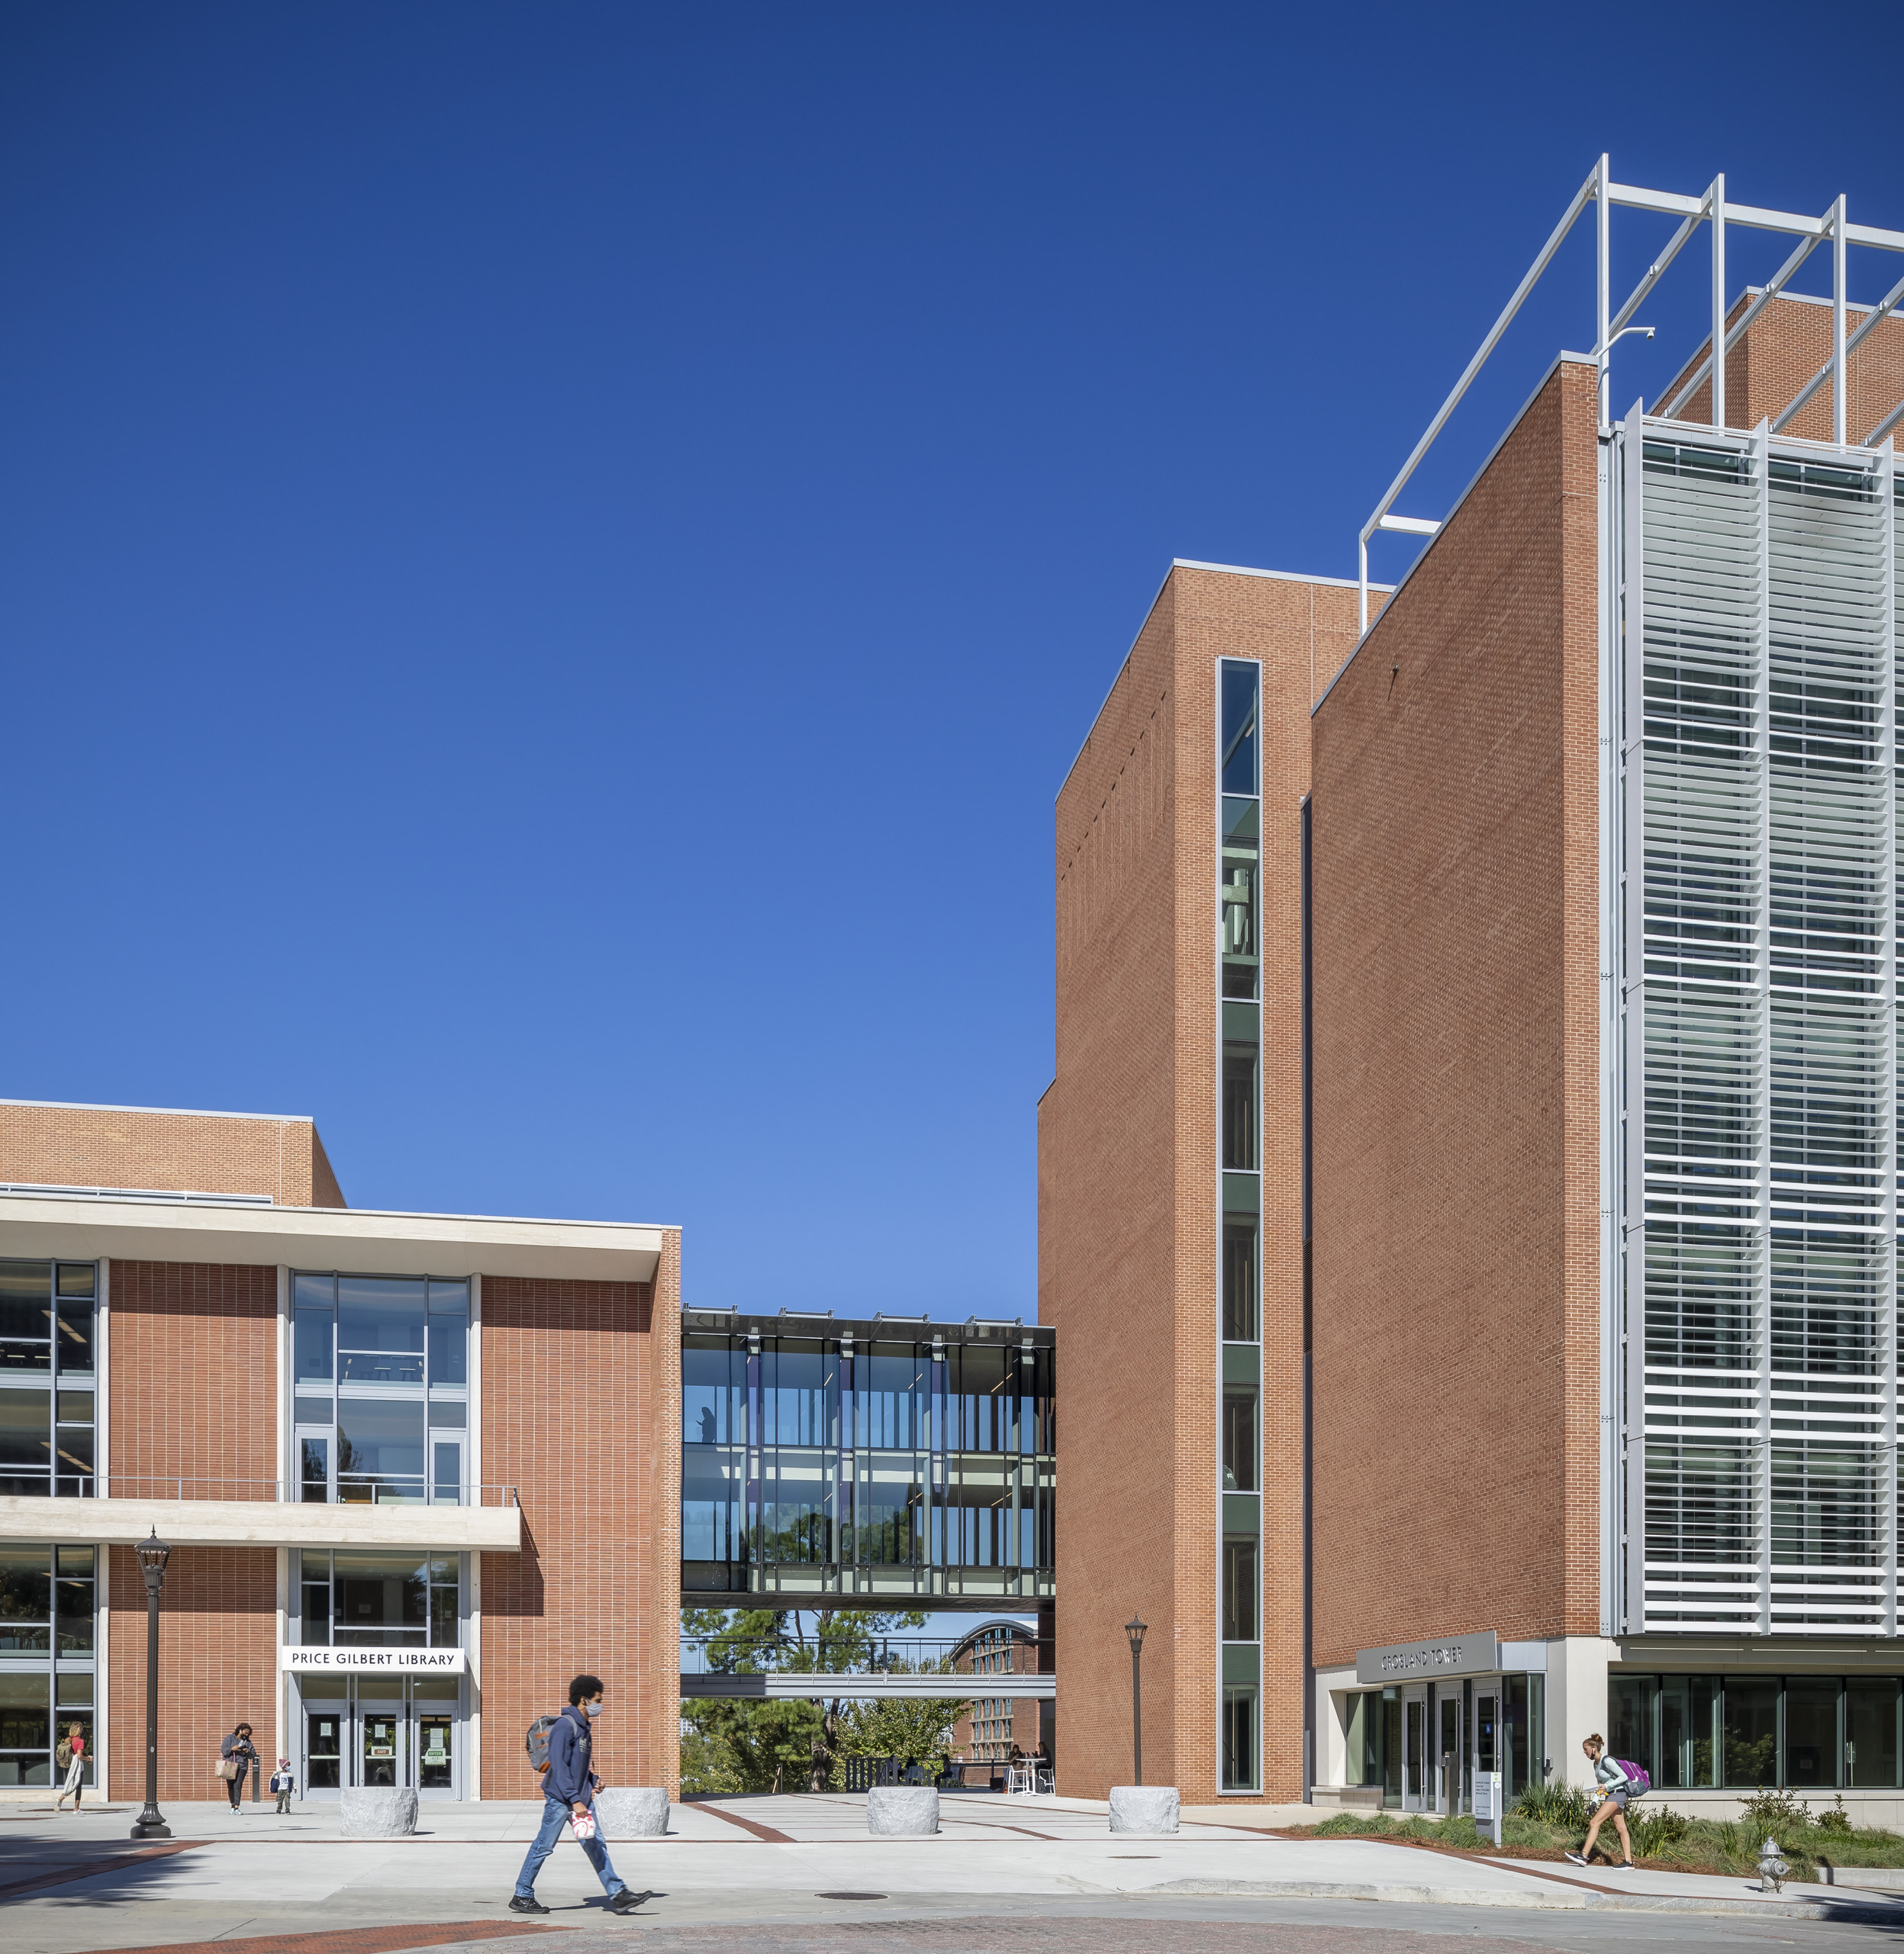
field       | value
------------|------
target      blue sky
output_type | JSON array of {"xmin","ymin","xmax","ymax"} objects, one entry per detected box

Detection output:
[{"xmin": 4, "ymin": 2, "xmax": 1900, "ymax": 1318}]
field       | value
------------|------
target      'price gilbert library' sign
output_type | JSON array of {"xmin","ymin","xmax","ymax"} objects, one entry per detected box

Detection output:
[{"xmin": 280, "ymin": 1648, "xmax": 468, "ymax": 1674}]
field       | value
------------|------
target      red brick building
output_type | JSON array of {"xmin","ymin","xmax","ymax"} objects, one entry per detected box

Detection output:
[
  {"xmin": 0, "ymin": 1098, "xmax": 678, "ymax": 1805},
  {"xmin": 1044, "ymin": 163, "xmax": 1904, "ymax": 1822}
]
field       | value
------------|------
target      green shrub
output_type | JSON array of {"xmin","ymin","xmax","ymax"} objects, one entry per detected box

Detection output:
[
  {"xmin": 1312, "ymin": 1811, "xmax": 1393, "ymax": 1836},
  {"xmin": 1515, "ymin": 1778, "xmax": 1591, "ymax": 1829},
  {"xmin": 1738, "ymin": 1787, "xmax": 1814, "ymax": 1840},
  {"xmin": 1628, "ymin": 1804, "xmax": 1690, "ymax": 1857},
  {"xmin": 1816, "ymin": 1795, "xmax": 1853, "ymax": 1836}
]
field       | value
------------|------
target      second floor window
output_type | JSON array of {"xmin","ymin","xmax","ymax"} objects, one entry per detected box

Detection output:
[{"xmin": 292, "ymin": 1275, "xmax": 468, "ymax": 1506}]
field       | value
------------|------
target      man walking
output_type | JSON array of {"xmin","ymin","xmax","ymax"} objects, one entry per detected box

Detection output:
[{"xmin": 511, "ymin": 1673, "xmax": 649, "ymax": 1915}]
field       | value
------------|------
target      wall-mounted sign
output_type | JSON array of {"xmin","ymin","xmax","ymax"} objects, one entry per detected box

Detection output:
[
  {"xmin": 281, "ymin": 1647, "xmax": 467, "ymax": 1674},
  {"xmin": 1354, "ymin": 1632, "xmax": 1499, "ymax": 1686}
]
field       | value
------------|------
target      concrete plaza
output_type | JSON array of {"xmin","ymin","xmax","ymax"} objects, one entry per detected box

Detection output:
[{"xmin": 5, "ymin": 1791, "xmax": 1904, "ymax": 1954}]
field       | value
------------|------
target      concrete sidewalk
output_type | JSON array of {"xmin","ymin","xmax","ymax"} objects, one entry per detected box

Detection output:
[{"xmin": 5, "ymin": 1789, "xmax": 1904, "ymax": 1951}]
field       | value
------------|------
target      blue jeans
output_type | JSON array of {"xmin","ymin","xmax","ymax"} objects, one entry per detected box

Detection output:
[{"xmin": 515, "ymin": 1794, "xmax": 627, "ymax": 1900}]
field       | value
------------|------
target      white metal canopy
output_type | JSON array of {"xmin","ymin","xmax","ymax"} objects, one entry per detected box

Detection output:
[{"xmin": 1358, "ymin": 157, "xmax": 1904, "ymax": 633}]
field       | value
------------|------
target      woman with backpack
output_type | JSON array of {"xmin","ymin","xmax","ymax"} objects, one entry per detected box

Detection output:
[
  {"xmin": 1567, "ymin": 1734, "xmax": 1637, "ymax": 1869},
  {"xmin": 53, "ymin": 1723, "xmax": 85, "ymax": 1811}
]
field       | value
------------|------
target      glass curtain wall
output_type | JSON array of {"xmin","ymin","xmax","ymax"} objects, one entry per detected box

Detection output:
[
  {"xmin": 681, "ymin": 1323, "xmax": 1056, "ymax": 1599},
  {"xmin": 1609, "ymin": 1672, "xmax": 1904, "ymax": 1788},
  {"xmin": 0, "ymin": 1262, "xmax": 96, "ymax": 1497},
  {"xmin": 0, "ymin": 1545, "xmax": 95, "ymax": 1788},
  {"xmin": 1219, "ymin": 658, "xmax": 1262, "ymax": 1791},
  {"xmin": 292, "ymin": 1275, "xmax": 469, "ymax": 1505},
  {"xmin": 1632, "ymin": 427, "xmax": 1902, "ymax": 1633}
]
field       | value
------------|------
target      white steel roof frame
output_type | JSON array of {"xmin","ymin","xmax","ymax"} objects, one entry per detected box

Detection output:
[{"xmin": 1357, "ymin": 156, "xmax": 1904, "ymax": 634}]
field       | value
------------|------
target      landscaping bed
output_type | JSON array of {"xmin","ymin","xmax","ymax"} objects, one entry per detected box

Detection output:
[{"xmin": 1277, "ymin": 1786, "xmax": 1904, "ymax": 1884}]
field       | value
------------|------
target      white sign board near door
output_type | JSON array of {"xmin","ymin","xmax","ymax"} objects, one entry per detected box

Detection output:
[{"xmin": 282, "ymin": 1648, "xmax": 467, "ymax": 1674}]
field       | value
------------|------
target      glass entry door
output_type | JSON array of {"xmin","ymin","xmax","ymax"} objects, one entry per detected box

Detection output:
[
  {"xmin": 1435, "ymin": 1690, "xmax": 1464, "ymax": 1814},
  {"xmin": 359, "ymin": 1698, "xmax": 404, "ymax": 1788},
  {"xmin": 295, "ymin": 1676, "xmax": 463, "ymax": 1798},
  {"xmin": 1473, "ymin": 1688, "xmax": 1500, "ymax": 1819},
  {"xmin": 1401, "ymin": 1686, "xmax": 1428, "ymax": 1811}
]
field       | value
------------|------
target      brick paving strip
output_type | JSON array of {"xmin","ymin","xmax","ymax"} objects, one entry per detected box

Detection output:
[
  {"xmin": 689, "ymin": 1804, "xmax": 795, "ymax": 1843},
  {"xmin": 0, "ymin": 1839, "xmax": 209, "ymax": 1902},
  {"xmin": 48, "ymin": 1927, "xmax": 565, "ymax": 1954},
  {"xmin": 433, "ymin": 1921, "xmax": 1570, "ymax": 1954}
]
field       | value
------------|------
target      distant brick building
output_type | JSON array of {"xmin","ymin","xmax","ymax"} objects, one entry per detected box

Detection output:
[{"xmin": 949, "ymin": 1617, "xmax": 1045, "ymax": 1764}]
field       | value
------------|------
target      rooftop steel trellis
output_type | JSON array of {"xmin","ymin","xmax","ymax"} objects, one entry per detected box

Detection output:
[{"xmin": 1358, "ymin": 156, "xmax": 1904, "ymax": 634}]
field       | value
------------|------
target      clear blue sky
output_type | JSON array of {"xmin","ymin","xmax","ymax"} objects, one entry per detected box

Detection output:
[{"xmin": 4, "ymin": 2, "xmax": 1899, "ymax": 1318}]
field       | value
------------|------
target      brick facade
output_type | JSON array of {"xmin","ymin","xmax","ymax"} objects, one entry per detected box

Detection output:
[
  {"xmin": 107, "ymin": 1545, "xmax": 279, "ymax": 1803},
  {"xmin": 103, "ymin": 1259, "xmax": 283, "ymax": 1799},
  {"xmin": 1, "ymin": 1101, "xmax": 344, "ymax": 1207},
  {"xmin": 1658, "ymin": 291, "xmax": 1904, "ymax": 441},
  {"xmin": 478, "ymin": 1242, "xmax": 680, "ymax": 1798},
  {"xmin": 1307, "ymin": 359, "xmax": 1603, "ymax": 1667},
  {"xmin": 1044, "ymin": 562, "xmax": 1364, "ymax": 1801}
]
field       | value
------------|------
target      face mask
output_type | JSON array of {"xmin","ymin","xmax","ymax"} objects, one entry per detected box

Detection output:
[{"xmin": 585, "ymin": 1702, "xmax": 604, "ymax": 1718}]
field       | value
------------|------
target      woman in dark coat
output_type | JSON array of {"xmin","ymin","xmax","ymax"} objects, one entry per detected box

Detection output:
[{"xmin": 220, "ymin": 1722, "xmax": 258, "ymax": 1812}]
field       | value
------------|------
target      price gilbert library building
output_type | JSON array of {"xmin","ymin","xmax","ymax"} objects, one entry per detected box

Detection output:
[{"xmin": 9, "ymin": 156, "xmax": 1904, "ymax": 1821}]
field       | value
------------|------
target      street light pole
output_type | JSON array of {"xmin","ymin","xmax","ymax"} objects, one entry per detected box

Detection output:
[
  {"xmin": 1125, "ymin": 1615, "xmax": 1147, "ymax": 1786},
  {"xmin": 130, "ymin": 1529, "xmax": 173, "ymax": 1840}
]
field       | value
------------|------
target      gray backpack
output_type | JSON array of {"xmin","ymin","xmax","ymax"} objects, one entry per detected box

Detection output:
[{"xmin": 525, "ymin": 1714, "xmax": 562, "ymax": 1775}]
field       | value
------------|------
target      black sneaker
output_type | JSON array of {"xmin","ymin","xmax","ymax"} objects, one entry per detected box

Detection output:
[
  {"xmin": 508, "ymin": 1896, "xmax": 550, "ymax": 1914},
  {"xmin": 607, "ymin": 1889, "xmax": 653, "ymax": 1914}
]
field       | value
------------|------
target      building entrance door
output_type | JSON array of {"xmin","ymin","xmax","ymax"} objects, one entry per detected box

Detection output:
[
  {"xmin": 1400, "ymin": 1686, "xmax": 1428, "ymax": 1811},
  {"xmin": 1473, "ymin": 1685, "xmax": 1500, "ymax": 1820},
  {"xmin": 1434, "ymin": 1689, "xmax": 1464, "ymax": 1814},
  {"xmin": 359, "ymin": 1695, "xmax": 404, "ymax": 1788},
  {"xmin": 294, "ymin": 1676, "xmax": 464, "ymax": 1798}
]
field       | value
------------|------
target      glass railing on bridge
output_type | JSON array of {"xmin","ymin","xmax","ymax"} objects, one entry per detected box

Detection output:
[{"xmin": 680, "ymin": 1311, "xmax": 1055, "ymax": 1604}]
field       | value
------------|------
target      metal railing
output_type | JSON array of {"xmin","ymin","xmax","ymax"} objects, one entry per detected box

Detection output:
[
  {"xmin": 49, "ymin": 1477, "xmax": 521, "ymax": 1507},
  {"xmin": 681, "ymin": 1631, "xmax": 1047, "ymax": 1677}
]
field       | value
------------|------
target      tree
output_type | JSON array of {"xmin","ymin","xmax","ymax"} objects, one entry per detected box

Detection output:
[
  {"xmin": 680, "ymin": 1605, "xmax": 936, "ymax": 1791},
  {"xmin": 832, "ymin": 1692, "xmax": 972, "ymax": 1774}
]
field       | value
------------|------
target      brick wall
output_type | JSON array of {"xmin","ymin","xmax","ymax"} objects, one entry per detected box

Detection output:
[
  {"xmin": 1307, "ymin": 360, "xmax": 1603, "ymax": 1671},
  {"xmin": 108, "ymin": 1546, "xmax": 279, "ymax": 1802},
  {"xmin": 1658, "ymin": 292, "xmax": 1904, "ymax": 440},
  {"xmin": 105, "ymin": 1259, "xmax": 282, "ymax": 1798},
  {"xmin": 1, "ymin": 1102, "xmax": 346, "ymax": 1207},
  {"xmin": 478, "ymin": 1240, "xmax": 680, "ymax": 1797},
  {"xmin": 1045, "ymin": 563, "xmax": 1363, "ymax": 1801},
  {"xmin": 1047, "ymin": 579, "xmax": 1183, "ymax": 1799}
]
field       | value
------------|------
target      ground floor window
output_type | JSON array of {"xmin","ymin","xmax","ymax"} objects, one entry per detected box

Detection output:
[
  {"xmin": 1610, "ymin": 1672, "xmax": 1903, "ymax": 1790},
  {"xmin": 0, "ymin": 1543, "xmax": 95, "ymax": 1788}
]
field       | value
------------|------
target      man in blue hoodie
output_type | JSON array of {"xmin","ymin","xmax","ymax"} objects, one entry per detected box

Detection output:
[{"xmin": 510, "ymin": 1673, "xmax": 649, "ymax": 1915}]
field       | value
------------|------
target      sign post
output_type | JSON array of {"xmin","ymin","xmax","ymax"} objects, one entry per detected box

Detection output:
[{"xmin": 1474, "ymin": 1769, "xmax": 1503, "ymax": 1847}]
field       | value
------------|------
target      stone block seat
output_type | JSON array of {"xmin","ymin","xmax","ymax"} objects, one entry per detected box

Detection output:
[
  {"xmin": 1108, "ymin": 1785, "xmax": 1179, "ymax": 1835},
  {"xmin": 594, "ymin": 1788, "xmax": 669, "ymax": 1837},
  {"xmin": 340, "ymin": 1787, "xmax": 418, "ymax": 1837},
  {"xmin": 867, "ymin": 1785, "xmax": 939, "ymax": 1836}
]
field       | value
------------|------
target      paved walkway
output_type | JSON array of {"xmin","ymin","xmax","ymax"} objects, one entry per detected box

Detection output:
[{"xmin": 5, "ymin": 1791, "xmax": 1903, "ymax": 1952}]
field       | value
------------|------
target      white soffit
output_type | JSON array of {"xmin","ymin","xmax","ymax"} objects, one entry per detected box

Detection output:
[{"xmin": 0, "ymin": 1191, "xmax": 665, "ymax": 1283}]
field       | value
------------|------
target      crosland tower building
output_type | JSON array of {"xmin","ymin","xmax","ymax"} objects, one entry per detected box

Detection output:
[{"xmin": 1048, "ymin": 157, "xmax": 1904, "ymax": 1816}]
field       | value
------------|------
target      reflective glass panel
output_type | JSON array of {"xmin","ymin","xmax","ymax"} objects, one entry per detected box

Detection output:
[
  {"xmin": 1845, "ymin": 1679, "xmax": 1899, "ymax": 1787},
  {"xmin": 1723, "ymin": 1677, "xmax": 1779, "ymax": 1785},
  {"xmin": 1786, "ymin": 1678, "xmax": 1838, "ymax": 1788}
]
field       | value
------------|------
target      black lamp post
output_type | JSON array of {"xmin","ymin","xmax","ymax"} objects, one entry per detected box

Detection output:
[
  {"xmin": 1125, "ymin": 1614, "xmax": 1147, "ymax": 1786},
  {"xmin": 130, "ymin": 1529, "xmax": 172, "ymax": 1840}
]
